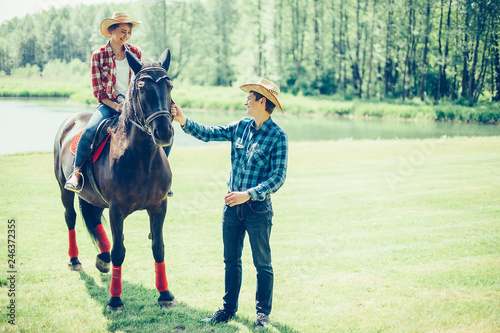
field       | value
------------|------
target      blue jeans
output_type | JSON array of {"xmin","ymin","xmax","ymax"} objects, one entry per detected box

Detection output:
[
  {"xmin": 75, "ymin": 104, "xmax": 173, "ymax": 168},
  {"xmin": 75, "ymin": 104, "xmax": 117, "ymax": 168},
  {"xmin": 222, "ymin": 198, "xmax": 274, "ymax": 315}
]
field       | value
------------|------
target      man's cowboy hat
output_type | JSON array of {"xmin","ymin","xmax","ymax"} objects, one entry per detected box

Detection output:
[
  {"xmin": 100, "ymin": 11, "xmax": 141, "ymax": 38},
  {"xmin": 240, "ymin": 78, "xmax": 284, "ymax": 113}
]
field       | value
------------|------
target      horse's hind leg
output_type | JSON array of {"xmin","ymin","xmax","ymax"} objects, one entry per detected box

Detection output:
[
  {"xmin": 149, "ymin": 200, "xmax": 176, "ymax": 308},
  {"xmin": 79, "ymin": 198, "xmax": 111, "ymax": 273},
  {"xmin": 61, "ymin": 189, "xmax": 82, "ymax": 271}
]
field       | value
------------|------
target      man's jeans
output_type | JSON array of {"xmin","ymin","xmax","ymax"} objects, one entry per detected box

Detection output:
[{"xmin": 222, "ymin": 198, "xmax": 274, "ymax": 315}]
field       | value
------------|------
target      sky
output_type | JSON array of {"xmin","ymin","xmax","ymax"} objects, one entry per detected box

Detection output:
[{"xmin": 1, "ymin": 0, "xmax": 133, "ymax": 23}]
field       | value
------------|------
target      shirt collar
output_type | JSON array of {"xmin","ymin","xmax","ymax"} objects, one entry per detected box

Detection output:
[
  {"xmin": 251, "ymin": 116, "xmax": 273, "ymax": 133},
  {"xmin": 105, "ymin": 41, "xmax": 131, "ymax": 57}
]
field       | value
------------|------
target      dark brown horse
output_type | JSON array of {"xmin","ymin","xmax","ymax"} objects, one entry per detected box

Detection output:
[{"xmin": 54, "ymin": 49, "xmax": 175, "ymax": 311}]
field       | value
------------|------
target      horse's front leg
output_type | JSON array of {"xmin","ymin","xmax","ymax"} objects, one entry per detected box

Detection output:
[
  {"xmin": 107, "ymin": 205, "xmax": 126, "ymax": 311},
  {"xmin": 149, "ymin": 200, "xmax": 176, "ymax": 308}
]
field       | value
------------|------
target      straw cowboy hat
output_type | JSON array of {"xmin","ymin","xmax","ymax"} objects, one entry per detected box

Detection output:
[
  {"xmin": 240, "ymin": 78, "xmax": 284, "ymax": 113},
  {"xmin": 100, "ymin": 11, "xmax": 141, "ymax": 38}
]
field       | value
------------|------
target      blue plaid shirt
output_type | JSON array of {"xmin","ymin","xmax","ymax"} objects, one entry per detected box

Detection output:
[{"xmin": 182, "ymin": 117, "xmax": 288, "ymax": 201}]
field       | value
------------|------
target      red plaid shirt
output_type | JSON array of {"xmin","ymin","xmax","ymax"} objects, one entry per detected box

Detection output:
[{"xmin": 91, "ymin": 42, "xmax": 142, "ymax": 103}]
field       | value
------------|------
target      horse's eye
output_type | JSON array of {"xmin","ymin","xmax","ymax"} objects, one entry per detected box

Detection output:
[{"xmin": 137, "ymin": 81, "xmax": 145, "ymax": 88}]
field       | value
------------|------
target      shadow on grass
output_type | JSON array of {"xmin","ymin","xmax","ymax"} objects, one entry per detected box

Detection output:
[{"xmin": 79, "ymin": 271, "xmax": 298, "ymax": 333}]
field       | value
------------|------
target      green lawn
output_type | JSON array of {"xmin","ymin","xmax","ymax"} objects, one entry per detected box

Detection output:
[{"xmin": 0, "ymin": 137, "xmax": 499, "ymax": 332}]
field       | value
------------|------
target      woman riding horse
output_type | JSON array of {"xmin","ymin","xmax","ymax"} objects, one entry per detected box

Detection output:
[
  {"xmin": 65, "ymin": 11, "xmax": 173, "ymax": 195},
  {"xmin": 54, "ymin": 48, "xmax": 176, "ymax": 311},
  {"xmin": 55, "ymin": 11, "xmax": 176, "ymax": 311}
]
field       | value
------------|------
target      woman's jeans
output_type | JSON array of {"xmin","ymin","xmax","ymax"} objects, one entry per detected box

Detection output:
[
  {"xmin": 74, "ymin": 104, "xmax": 117, "ymax": 168},
  {"xmin": 74, "ymin": 103, "xmax": 173, "ymax": 168},
  {"xmin": 222, "ymin": 198, "xmax": 274, "ymax": 315}
]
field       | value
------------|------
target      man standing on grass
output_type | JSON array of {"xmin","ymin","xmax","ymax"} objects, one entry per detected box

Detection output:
[{"xmin": 171, "ymin": 78, "xmax": 288, "ymax": 330}]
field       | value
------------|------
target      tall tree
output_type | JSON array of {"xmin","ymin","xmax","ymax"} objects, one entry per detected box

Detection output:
[
  {"xmin": 211, "ymin": 0, "xmax": 236, "ymax": 86},
  {"xmin": 402, "ymin": 0, "xmax": 415, "ymax": 100},
  {"xmin": 288, "ymin": 0, "xmax": 308, "ymax": 82},
  {"xmin": 274, "ymin": 0, "xmax": 284, "ymax": 80},
  {"xmin": 313, "ymin": 0, "xmax": 323, "ymax": 90},
  {"xmin": 384, "ymin": 0, "xmax": 394, "ymax": 97},
  {"xmin": 461, "ymin": 7, "xmax": 470, "ymax": 99},
  {"xmin": 438, "ymin": 0, "xmax": 453, "ymax": 99},
  {"xmin": 352, "ymin": 0, "xmax": 365, "ymax": 97},
  {"xmin": 365, "ymin": 0, "xmax": 377, "ymax": 99},
  {"xmin": 492, "ymin": 24, "xmax": 500, "ymax": 101},
  {"xmin": 419, "ymin": 0, "xmax": 432, "ymax": 101}
]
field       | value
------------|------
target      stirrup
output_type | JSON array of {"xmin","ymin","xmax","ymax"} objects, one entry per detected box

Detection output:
[{"xmin": 64, "ymin": 170, "xmax": 84, "ymax": 193}]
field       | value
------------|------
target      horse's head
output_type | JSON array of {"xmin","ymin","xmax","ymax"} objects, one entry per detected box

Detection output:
[{"xmin": 125, "ymin": 48, "xmax": 174, "ymax": 147}]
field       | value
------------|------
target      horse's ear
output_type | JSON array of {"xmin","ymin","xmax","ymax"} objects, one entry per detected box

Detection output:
[
  {"xmin": 159, "ymin": 48, "xmax": 171, "ymax": 72},
  {"xmin": 126, "ymin": 50, "xmax": 142, "ymax": 75}
]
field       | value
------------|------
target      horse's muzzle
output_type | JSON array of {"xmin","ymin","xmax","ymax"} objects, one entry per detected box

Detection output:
[{"xmin": 152, "ymin": 126, "xmax": 174, "ymax": 147}]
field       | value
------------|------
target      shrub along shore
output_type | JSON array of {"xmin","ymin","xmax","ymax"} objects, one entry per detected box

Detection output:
[{"xmin": 1, "ymin": 76, "xmax": 499, "ymax": 124}]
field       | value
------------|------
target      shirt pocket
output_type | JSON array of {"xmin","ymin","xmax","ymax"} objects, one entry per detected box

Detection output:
[
  {"xmin": 234, "ymin": 144, "xmax": 246, "ymax": 168},
  {"xmin": 249, "ymin": 144, "xmax": 269, "ymax": 168},
  {"xmin": 101, "ymin": 65, "xmax": 110, "ymax": 79}
]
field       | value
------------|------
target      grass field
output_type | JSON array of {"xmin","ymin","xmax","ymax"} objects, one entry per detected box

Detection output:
[{"xmin": 0, "ymin": 137, "xmax": 499, "ymax": 332}]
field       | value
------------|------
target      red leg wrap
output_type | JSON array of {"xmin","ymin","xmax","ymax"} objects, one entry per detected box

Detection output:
[
  {"xmin": 68, "ymin": 229, "xmax": 79, "ymax": 258},
  {"xmin": 110, "ymin": 266, "xmax": 122, "ymax": 297},
  {"xmin": 94, "ymin": 224, "xmax": 111, "ymax": 253},
  {"xmin": 155, "ymin": 261, "xmax": 168, "ymax": 292}
]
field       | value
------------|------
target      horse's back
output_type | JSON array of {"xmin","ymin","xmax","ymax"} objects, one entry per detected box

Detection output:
[{"xmin": 54, "ymin": 112, "xmax": 92, "ymax": 186}]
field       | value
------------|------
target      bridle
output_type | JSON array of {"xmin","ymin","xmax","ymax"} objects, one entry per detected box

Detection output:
[{"xmin": 128, "ymin": 66, "xmax": 173, "ymax": 135}]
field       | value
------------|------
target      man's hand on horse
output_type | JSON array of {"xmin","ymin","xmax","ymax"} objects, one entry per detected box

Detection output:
[{"xmin": 171, "ymin": 102, "xmax": 186, "ymax": 126}]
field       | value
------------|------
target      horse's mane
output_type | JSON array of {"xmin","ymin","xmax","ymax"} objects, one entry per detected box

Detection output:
[
  {"xmin": 115, "ymin": 60, "xmax": 163, "ymax": 132},
  {"xmin": 110, "ymin": 60, "xmax": 167, "ymax": 158}
]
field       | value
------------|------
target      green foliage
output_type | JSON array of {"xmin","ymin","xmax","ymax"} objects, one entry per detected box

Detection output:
[
  {"xmin": 10, "ymin": 64, "xmax": 41, "ymax": 78},
  {"xmin": 42, "ymin": 59, "xmax": 89, "ymax": 80},
  {"xmin": 0, "ymin": 0, "xmax": 499, "ymax": 104}
]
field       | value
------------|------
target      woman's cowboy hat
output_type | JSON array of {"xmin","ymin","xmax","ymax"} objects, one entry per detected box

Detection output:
[
  {"xmin": 240, "ymin": 78, "xmax": 284, "ymax": 113},
  {"xmin": 100, "ymin": 11, "xmax": 141, "ymax": 38}
]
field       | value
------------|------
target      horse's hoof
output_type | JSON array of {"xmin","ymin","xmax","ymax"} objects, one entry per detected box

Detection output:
[
  {"xmin": 68, "ymin": 257, "xmax": 83, "ymax": 271},
  {"xmin": 107, "ymin": 297, "xmax": 124, "ymax": 312},
  {"xmin": 96, "ymin": 253, "xmax": 110, "ymax": 273},
  {"xmin": 68, "ymin": 263, "xmax": 83, "ymax": 271},
  {"xmin": 106, "ymin": 304, "xmax": 124, "ymax": 312},
  {"xmin": 158, "ymin": 290, "xmax": 176, "ymax": 308},
  {"xmin": 158, "ymin": 300, "xmax": 177, "ymax": 308}
]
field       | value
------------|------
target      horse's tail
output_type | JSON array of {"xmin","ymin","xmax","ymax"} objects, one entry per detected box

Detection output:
[{"xmin": 78, "ymin": 197, "xmax": 106, "ymax": 249}]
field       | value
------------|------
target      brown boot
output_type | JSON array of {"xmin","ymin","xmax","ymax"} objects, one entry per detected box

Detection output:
[{"xmin": 64, "ymin": 169, "xmax": 83, "ymax": 193}]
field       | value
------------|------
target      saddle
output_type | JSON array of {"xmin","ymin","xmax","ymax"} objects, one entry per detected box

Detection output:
[
  {"xmin": 70, "ymin": 115, "xmax": 119, "ymax": 162},
  {"xmin": 70, "ymin": 115, "xmax": 120, "ymax": 208}
]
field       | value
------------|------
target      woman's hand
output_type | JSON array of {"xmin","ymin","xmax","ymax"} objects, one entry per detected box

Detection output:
[
  {"xmin": 171, "ymin": 102, "xmax": 187, "ymax": 126},
  {"xmin": 116, "ymin": 102, "xmax": 124, "ymax": 113}
]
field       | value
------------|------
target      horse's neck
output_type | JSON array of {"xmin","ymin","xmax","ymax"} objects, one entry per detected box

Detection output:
[{"xmin": 112, "ymin": 113, "xmax": 157, "ymax": 161}]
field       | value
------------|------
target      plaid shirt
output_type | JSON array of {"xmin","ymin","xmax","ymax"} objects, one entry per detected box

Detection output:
[
  {"xmin": 91, "ymin": 42, "xmax": 142, "ymax": 102},
  {"xmin": 183, "ymin": 117, "xmax": 288, "ymax": 201}
]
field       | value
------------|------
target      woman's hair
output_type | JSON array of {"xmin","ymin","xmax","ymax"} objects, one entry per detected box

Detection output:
[
  {"xmin": 108, "ymin": 22, "xmax": 133, "ymax": 34},
  {"xmin": 252, "ymin": 91, "xmax": 276, "ymax": 114}
]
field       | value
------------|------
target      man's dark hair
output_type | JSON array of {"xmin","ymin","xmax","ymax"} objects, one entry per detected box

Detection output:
[{"xmin": 251, "ymin": 91, "xmax": 276, "ymax": 114}]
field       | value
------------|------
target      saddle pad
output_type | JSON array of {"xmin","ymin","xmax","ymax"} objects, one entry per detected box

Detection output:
[
  {"xmin": 70, "ymin": 131, "xmax": 83, "ymax": 155},
  {"xmin": 70, "ymin": 130, "xmax": 110, "ymax": 163}
]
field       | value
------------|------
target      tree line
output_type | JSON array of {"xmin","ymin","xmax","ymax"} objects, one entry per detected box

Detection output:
[{"xmin": 0, "ymin": 0, "xmax": 499, "ymax": 105}]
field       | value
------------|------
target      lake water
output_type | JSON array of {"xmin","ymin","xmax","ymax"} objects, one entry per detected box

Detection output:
[{"xmin": 0, "ymin": 98, "xmax": 498, "ymax": 155}]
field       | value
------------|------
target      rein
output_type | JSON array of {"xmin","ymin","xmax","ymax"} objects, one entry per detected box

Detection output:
[{"xmin": 128, "ymin": 66, "xmax": 172, "ymax": 135}]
